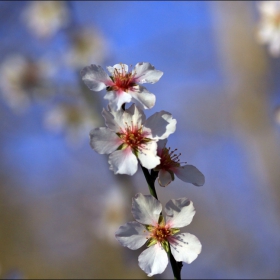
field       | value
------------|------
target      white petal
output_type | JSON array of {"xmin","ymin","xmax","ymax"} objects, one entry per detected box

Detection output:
[
  {"xmin": 169, "ymin": 233, "xmax": 202, "ymax": 264},
  {"xmin": 145, "ymin": 111, "xmax": 177, "ymax": 140},
  {"xmin": 128, "ymin": 85, "xmax": 156, "ymax": 109},
  {"xmin": 158, "ymin": 169, "xmax": 173, "ymax": 187},
  {"xmin": 132, "ymin": 193, "xmax": 162, "ymax": 225},
  {"xmin": 104, "ymin": 90, "xmax": 132, "ymax": 111},
  {"xmin": 108, "ymin": 147, "xmax": 138, "ymax": 175},
  {"xmin": 124, "ymin": 104, "xmax": 146, "ymax": 128},
  {"xmin": 107, "ymin": 64, "xmax": 129, "ymax": 75},
  {"xmin": 133, "ymin": 62, "xmax": 163, "ymax": 84},
  {"xmin": 102, "ymin": 107, "xmax": 125, "ymax": 132},
  {"xmin": 81, "ymin": 64, "xmax": 113, "ymax": 91},
  {"xmin": 138, "ymin": 141, "xmax": 160, "ymax": 170},
  {"xmin": 89, "ymin": 127, "xmax": 122, "ymax": 154},
  {"xmin": 138, "ymin": 243, "xmax": 168, "ymax": 277},
  {"xmin": 174, "ymin": 165, "xmax": 205, "ymax": 186},
  {"xmin": 115, "ymin": 221, "xmax": 150, "ymax": 250},
  {"xmin": 165, "ymin": 198, "xmax": 195, "ymax": 228}
]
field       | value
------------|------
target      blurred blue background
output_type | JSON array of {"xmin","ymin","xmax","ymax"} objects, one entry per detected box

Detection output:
[{"xmin": 1, "ymin": 1, "xmax": 280, "ymax": 279}]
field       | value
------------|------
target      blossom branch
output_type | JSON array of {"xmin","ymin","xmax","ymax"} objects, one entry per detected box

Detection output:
[{"xmin": 83, "ymin": 62, "xmax": 203, "ymax": 279}]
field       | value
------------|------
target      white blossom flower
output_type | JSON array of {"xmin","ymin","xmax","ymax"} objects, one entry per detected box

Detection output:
[
  {"xmin": 64, "ymin": 27, "xmax": 107, "ymax": 69},
  {"xmin": 154, "ymin": 139, "xmax": 205, "ymax": 187},
  {"xmin": 257, "ymin": 1, "xmax": 280, "ymax": 56},
  {"xmin": 81, "ymin": 62, "xmax": 163, "ymax": 111},
  {"xmin": 22, "ymin": 1, "xmax": 69, "ymax": 38},
  {"xmin": 90, "ymin": 104, "xmax": 176, "ymax": 175},
  {"xmin": 115, "ymin": 193, "xmax": 202, "ymax": 277}
]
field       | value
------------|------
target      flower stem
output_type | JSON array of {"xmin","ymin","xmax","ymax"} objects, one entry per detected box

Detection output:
[
  {"xmin": 168, "ymin": 242, "xmax": 182, "ymax": 280},
  {"xmin": 140, "ymin": 165, "xmax": 158, "ymax": 199}
]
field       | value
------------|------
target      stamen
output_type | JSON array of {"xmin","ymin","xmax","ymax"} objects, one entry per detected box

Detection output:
[
  {"xmin": 150, "ymin": 224, "xmax": 172, "ymax": 243},
  {"xmin": 157, "ymin": 146, "xmax": 186, "ymax": 169},
  {"xmin": 118, "ymin": 122, "xmax": 151, "ymax": 153}
]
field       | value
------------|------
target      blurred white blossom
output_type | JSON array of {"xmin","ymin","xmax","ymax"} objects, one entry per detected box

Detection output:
[
  {"xmin": 22, "ymin": 1, "xmax": 69, "ymax": 38},
  {"xmin": 0, "ymin": 54, "xmax": 54, "ymax": 112},
  {"xmin": 64, "ymin": 27, "xmax": 107, "ymax": 69},
  {"xmin": 44, "ymin": 100, "xmax": 100, "ymax": 145},
  {"xmin": 257, "ymin": 1, "xmax": 280, "ymax": 56},
  {"xmin": 95, "ymin": 187, "xmax": 127, "ymax": 245}
]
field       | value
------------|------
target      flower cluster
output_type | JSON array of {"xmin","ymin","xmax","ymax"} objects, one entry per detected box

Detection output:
[
  {"xmin": 89, "ymin": 104, "xmax": 176, "ymax": 175},
  {"xmin": 0, "ymin": 3, "xmax": 111, "ymax": 146},
  {"xmin": 81, "ymin": 62, "xmax": 205, "ymax": 278}
]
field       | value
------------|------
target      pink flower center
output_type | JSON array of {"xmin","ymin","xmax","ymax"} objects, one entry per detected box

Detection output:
[
  {"xmin": 111, "ymin": 64, "xmax": 136, "ymax": 92},
  {"xmin": 151, "ymin": 224, "xmax": 171, "ymax": 243},
  {"xmin": 157, "ymin": 147, "xmax": 181, "ymax": 170},
  {"xmin": 119, "ymin": 123, "xmax": 150, "ymax": 152}
]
